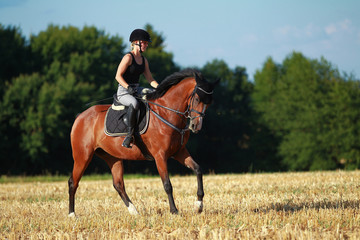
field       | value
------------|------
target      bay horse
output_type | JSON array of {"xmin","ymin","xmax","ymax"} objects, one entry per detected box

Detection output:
[{"xmin": 68, "ymin": 69, "xmax": 218, "ymax": 216}]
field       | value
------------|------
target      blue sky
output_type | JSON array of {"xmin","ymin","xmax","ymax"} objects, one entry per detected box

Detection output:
[{"xmin": 1, "ymin": 0, "xmax": 359, "ymax": 79}]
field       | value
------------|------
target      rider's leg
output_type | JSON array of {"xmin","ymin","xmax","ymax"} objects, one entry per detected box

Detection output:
[
  {"xmin": 117, "ymin": 85, "xmax": 139, "ymax": 148},
  {"xmin": 122, "ymin": 105, "xmax": 137, "ymax": 148}
]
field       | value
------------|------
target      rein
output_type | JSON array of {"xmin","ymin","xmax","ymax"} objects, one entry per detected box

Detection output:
[{"xmin": 148, "ymin": 106, "xmax": 190, "ymax": 144}]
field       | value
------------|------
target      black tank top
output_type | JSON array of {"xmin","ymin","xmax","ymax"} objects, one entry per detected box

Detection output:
[{"xmin": 123, "ymin": 52, "xmax": 145, "ymax": 84}]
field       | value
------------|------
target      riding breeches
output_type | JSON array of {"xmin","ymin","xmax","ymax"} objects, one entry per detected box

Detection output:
[{"xmin": 116, "ymin": 84, "xmax": 140, "ymax": 110}]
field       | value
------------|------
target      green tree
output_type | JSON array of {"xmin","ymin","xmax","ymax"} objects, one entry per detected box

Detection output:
[
  {"xmin": 141, "ymin": 24, "xmax": 180, "ymax": 82},
  {"xmin": 0, "ymin": 24, "xmax": 31, "ymax": 95},
  {"xmin": 253, "ymin": 52, "xmax": 360, "ymax": 170},
  {"xmin": 315, "ymin": 71, "xmax": 360, "ymax": 169},
  {"xmin": 30, "ymin": 24, "xmax": 124, "ymax": 98}
]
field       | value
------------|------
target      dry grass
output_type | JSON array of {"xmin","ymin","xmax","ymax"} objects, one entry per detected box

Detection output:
[{"xmin": 1, "ymin": 171, "xmax": 360, "ymax": 239}]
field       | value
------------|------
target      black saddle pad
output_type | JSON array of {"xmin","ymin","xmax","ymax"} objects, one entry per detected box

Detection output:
[{"xmin": 104, "ymin": 101, "xmax": 149, "ymax": 137}]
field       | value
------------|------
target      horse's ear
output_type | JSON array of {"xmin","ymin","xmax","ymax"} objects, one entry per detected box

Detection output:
[
  {"xmin": 211, "ymin": 78, "xmax": 221, "ymax": 89},
  {"xmin": 194, "ymin": 72, "xmax": 201, "ymax": 83}
]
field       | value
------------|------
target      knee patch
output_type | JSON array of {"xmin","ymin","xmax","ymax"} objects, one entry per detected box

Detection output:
[{"xmin": 131, "ymin": 102, "xmax": 139, "ymax": 110}]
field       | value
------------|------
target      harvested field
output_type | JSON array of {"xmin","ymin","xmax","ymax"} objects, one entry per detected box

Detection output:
[{"xmin": 1, "ymin": 171, "xmax": 360, "ymax": 239}]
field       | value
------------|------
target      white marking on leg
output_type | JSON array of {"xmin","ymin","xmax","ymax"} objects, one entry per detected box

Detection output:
[
  {"xmin": 195, "ymin": 200, "xmax": 203, "ymax": 213},
  {"xmin": 68, "ymin": 212, "xmax": 76, "ymax": 218},
  {"xmin": 127, "ymin": 202, "xmax": 139, "ymax": 215}
]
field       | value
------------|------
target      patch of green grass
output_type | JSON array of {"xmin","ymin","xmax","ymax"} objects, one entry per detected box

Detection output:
[
  {"xmin": 0, "ymin": 175, "xmax": 68, "ymax": 183},
  {"xmin": 0, "ymin": 173, "xmax": 156, "ymax": 183}
]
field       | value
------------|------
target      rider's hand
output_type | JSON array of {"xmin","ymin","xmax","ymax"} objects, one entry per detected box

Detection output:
[{"xmin": 127, "ymin": 86, "xmax": 136, "ymax": 95}]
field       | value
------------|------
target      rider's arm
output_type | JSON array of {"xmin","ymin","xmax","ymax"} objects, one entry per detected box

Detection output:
[
  {"xmin": 143, "ymin": 58, "xmax": 159, "ymax": 88},
  {"xmin": 115, "ymin": 54, "xmax": 132, "ymax": 89}
]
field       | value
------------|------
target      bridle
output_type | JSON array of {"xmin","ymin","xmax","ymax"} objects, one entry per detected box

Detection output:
[{"xmin": 145, "ymin": 85, "xmax": 212, "ymax": 145}]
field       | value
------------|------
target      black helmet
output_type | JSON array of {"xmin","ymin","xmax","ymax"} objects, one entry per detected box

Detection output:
[{"xmin": 129, "ymin": 29, "xmax": 152, "ymax": 43}]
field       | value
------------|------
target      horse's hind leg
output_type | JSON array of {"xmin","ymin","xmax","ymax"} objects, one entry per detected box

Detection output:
[
  {"xmin": 173, "ymin": 147, "xmax": 204, "ymax": 213},
  {"xmin": 95, "ymin": 149, "xmax": 139, "ymax": 215},
  {"xmin": 68, "ymin": 148, "xmax": 94, "ymax": 216}
]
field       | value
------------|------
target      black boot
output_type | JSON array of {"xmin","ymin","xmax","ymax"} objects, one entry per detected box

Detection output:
[{"xmin": 122, "ymin": 105, "xmax": 136, "ymax": 148}]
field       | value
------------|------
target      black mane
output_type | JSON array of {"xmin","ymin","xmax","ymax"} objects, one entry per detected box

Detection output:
[{"xmin": 146, "ymin": 69, "xmax": 203, "ymax": 100}]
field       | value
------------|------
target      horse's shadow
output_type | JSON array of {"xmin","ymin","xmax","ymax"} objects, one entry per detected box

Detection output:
[{"xmin": 253, "ymin": 199, "xmax": 360, "ymax": 213}]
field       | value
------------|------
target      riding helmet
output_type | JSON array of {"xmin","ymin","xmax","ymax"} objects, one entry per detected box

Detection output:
[{"xmin": 129, "ymin": 29, "xmax": 152, "ymax": 43}]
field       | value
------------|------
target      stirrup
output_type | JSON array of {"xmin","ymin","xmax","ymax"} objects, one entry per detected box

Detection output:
[{"xmin": 122, "ymin": 135, "xmax": 133, "ymax": 148}]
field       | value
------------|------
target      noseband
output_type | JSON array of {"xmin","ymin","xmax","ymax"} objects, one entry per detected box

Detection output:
[{"xmin": 145, "ymin": 84, "xmax": 212, "ymax": 145}]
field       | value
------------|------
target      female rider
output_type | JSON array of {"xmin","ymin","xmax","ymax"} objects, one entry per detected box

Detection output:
[{"xmin": 115, "ymin": 29, "xmax": 159, "ymax": 148}]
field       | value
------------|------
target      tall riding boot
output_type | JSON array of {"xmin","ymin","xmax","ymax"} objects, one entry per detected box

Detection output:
[{"xmin": 122, "ymin": 105, "xmax": 136, "ymax": 148}]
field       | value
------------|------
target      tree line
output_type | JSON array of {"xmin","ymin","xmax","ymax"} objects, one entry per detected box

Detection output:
[{"xmin": 1, "ymin": 23, "xmax": 359, "ymax": 175}]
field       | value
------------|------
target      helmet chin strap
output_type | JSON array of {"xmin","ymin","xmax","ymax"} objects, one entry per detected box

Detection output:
[{"xmin": 135, "ymin": 41, "xmax": 143, "ymax": 53}]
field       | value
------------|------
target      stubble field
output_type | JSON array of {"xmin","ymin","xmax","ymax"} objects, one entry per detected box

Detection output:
[{"xmin": 1, "ymin": 171, "xmax": 360, "ymax": 239}]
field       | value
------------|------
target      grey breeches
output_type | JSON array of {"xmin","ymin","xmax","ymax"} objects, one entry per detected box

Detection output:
[{"xmin": 116, "ymin": 84, "xmax": 140, "ymax": 110}]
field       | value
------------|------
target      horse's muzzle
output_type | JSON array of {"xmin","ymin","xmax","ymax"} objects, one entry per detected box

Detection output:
[{"xmin": 189, "ymin": 117, "xmax": 203, "ymax": 133}]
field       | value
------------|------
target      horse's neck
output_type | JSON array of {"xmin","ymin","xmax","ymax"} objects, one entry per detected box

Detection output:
[{"xmin": 155, "ymin": 78, "xmax": 195, "ymax": 113}]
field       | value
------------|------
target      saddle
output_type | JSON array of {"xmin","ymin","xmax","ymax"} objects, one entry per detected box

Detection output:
[
  {"xmin": 104, "ymin": 90, "xmax": 155, "ymax": 160},
  {"xmin": 104, "ymin": 94, "xmax": 150, "ymax": 137}
]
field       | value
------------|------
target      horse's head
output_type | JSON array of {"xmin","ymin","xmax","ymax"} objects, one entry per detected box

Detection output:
[
  {"xmin": 146, "ymin": 69, "xmax": 219, "ymax": 136},
  {"xmin": 187, "ymin": 73, "xmax": 220, "ymax": 133}
]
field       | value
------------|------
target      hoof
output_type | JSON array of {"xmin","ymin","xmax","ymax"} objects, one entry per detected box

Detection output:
[
  {"xmin": 127, "ymin": 203, "xmax": 139, "ymax": 215},
  {"xmin": 195, "ymin": 201, "xmax": 203, "ymax": 213},
  {"xmin": 171, "ymin": 209, "xmax": 179, "ymax": 215}
]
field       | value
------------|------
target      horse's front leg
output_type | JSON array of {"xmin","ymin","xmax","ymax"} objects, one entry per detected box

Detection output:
[
  {"xmin": 155, "ymin": 157, "xmax": 178, "ymax": 214},
  {"xmin": 173, "ymin": 147, "xmax": 204, "ymax": 213}
]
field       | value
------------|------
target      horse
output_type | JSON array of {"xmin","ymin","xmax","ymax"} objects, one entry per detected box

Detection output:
[{"xmin": 68, "ymin": 69, "xmax": 218, "ymax": 216}]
